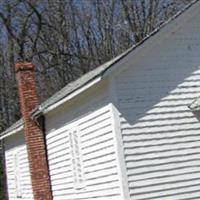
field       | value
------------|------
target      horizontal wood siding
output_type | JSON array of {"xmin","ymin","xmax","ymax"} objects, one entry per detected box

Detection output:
[
  {"xmin": 5, "ymin": 131, "xmax": 33, "ymax": 200},
  {"xmin": 115, "ymin": 9, "xmax": 200, "ymax": 200},
  {"xmin": 46, "ymin": 82, "xmax": 122, "ymax": 200}
]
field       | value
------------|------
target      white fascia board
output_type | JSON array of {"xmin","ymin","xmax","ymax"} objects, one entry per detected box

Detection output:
[
  {"xmin": 41, "ymin": 76, "xmax": 102, "ymax": 115},
  {"xmin": 0, "ymin": 125, "xmax": 23, "ymax": 140}
]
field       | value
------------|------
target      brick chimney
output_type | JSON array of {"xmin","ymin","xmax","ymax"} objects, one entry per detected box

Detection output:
[{"xmin": 15, "ymin": 61, "xmax": 52, "ymax": 200}]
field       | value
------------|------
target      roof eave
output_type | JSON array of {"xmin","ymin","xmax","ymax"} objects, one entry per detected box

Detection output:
[
  {"xmin": 0, "ymin": 119, "xmax": 24, "ymax": 140},
  {"xmin": 31, "ymin": 76, "xmax": 103, "ymax": 119}
]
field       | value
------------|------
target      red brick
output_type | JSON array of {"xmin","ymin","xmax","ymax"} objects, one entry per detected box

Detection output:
[{"xmin": 15, "ymin": 61, "xmax": 53, "ymax": 200}]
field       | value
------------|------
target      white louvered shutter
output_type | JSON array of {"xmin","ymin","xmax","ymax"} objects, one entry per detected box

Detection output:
[
  {"xmin": 14, "ymin": 151, "xmax": 22, "ymax": 198},
  {"xmin": 69, "ymin": 127, "xmax": 85, "ymax": 190}
]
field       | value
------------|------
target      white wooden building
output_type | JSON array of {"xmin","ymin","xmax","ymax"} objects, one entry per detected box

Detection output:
[{"xmin": 1, "ymin": 1, "xmax": 200, "ymax": 199}]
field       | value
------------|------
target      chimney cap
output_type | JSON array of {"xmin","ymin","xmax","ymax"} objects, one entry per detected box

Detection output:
[{"xmin": 15, "ymin": 61, "xmax": 34, "ymax": 72}]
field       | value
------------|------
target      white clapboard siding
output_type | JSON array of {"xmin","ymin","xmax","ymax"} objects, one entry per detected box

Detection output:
[
  {"xmin": 5, "ymin": 132, "xmax": 33, "ymax": 200},
  {"xmin": 46, "ymin": 105, "xmax": 121, "ymax": 200},
  {"xmin": 114, "ymin": 9, "xmax": 200, "ymax": 200}
]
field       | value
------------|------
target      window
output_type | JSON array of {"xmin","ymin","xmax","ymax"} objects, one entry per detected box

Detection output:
[
  {"xmin": 14, "ymin": 151, "xmax": 22, "ymax": 198},
  {"xmin": 69, "ymin": 127, "xmax": 85, "ymax": 189}
]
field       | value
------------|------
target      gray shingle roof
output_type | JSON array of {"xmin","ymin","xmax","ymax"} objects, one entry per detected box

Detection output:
[{"xmin": 1, "ymin": 0, "xmax": 199, "ymax": 138}]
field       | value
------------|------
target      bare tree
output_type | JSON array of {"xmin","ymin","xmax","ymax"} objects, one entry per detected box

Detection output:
[{"xmin": 0, "ymin": 0, "xmax": 193, "ymax": 128}]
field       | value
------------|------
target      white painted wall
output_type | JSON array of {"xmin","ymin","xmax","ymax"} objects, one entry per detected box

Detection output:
[
  {"xmin": 4, "ymin": 131, "xmax": 33, "ymax": 200},
  {"xmin": 113, "ymin": 7, "xmax": 200, "ymax": 200},
  {"xmin": 45, "ymin": 81, "xmax": 123, "ymax": 200}
]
